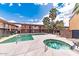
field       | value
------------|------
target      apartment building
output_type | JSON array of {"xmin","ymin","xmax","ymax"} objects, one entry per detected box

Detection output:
[
  {"xmin": 0, "ymin": 19, "xmax": 18, "ymax": 36},
  {"xmin": 69, "ymin": 14, "xmax": 79, "ymax": 38},
  {"xmin": 0, "ymin": 19, "xmax": 48, "ymax": 36},
  {"xmin": 20, "ymin": 24, "xmax": 47, "ymax": 33}
]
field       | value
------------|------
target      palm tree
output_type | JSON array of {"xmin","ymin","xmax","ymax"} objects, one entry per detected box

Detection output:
[
  {"xmin": 49, "ymin": 8, "xmax": 58, "ymax": 33},
  {"xmin": 49, "ymin": 8, "xmax": 58, "ymax": 20},
  {"xmin": 43, "ymin": 8, "xmax": 59, "ymax": 33},
  {"xmin": 73, "ymin": 3, "xmax": 79, "ymax": 14}
]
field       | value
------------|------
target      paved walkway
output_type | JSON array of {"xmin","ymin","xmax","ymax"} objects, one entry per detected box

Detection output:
[{"xmin": 0, "ymin": 34, "xmax": 79, "ymax": 56}]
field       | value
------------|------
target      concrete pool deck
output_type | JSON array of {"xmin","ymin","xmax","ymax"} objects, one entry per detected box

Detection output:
[{"xmin": 0, "ymin": 34, "xmax": 79, "ymax": 56}]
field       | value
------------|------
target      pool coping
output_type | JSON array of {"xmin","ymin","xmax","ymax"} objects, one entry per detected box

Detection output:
[{"xmin": 0, "ymin": 34, "xmax": 19, "ymax": 42}]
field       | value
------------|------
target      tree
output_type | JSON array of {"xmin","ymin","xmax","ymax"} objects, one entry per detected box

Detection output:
[
  {"xmin": 73, "ymin": 3, "xmax": 79, "ymax": 14},
  {"xmin": 55, "ymin": 20, "xmax": 64, "ymax": 30},
  {"xmin": 49, "ymin": 8, "xmax": 64, "ymax": 29},
  {"xmin": 49, "ymin": 8, "xmax": 58, "ymax": 33},
  {"xmin": 43, "ymin": 17, "xmax": 51, "ymax": 32},
  {"xmin": 53, "ymin": 20, "xmax": 64, "ymax": 35},
  {"xmin": 43, "ymin": 8, "xmax": 64, "ymax": 34},
  {"xmin": 49, "ymin": 8, "xmax": 58, "ymax": 20}
]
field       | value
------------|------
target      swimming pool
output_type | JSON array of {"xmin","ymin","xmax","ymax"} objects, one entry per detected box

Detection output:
[
  {"xmin": 0, "ymin": 33, "xmax": 45, "ymax": 44},
  {"xmin": 0, "ymin": 34, "xmax": 33, "ymax": 44},
  {"xmin": 43, "ymin": 39, "xmax": 71, "ymax": 49}
]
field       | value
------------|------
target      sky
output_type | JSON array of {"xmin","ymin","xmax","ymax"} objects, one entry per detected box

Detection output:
[{"xmin": 0, "ymin": 3, "xmax": 76, "ymax": 26}]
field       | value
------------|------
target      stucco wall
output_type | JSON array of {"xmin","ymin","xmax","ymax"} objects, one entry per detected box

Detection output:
[{"xmin": 69, "ymin": 14, "xmax": 79, "ymax": 30}]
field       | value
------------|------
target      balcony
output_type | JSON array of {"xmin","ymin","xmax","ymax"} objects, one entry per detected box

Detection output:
[
  {"xmin": 0, "ymin": 25, "xmax": 5, "ymax": 29},
  {"xmin": 0, "ymin": 25, "xmax": 9, "ymax": 29}
]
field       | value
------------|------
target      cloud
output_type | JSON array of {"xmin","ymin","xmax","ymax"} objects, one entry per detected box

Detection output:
[
  {"xmin": 9, "ymin": 3, "xmax": 13, "ymax": 6},
  {"xmin": 0, "ymin": 17, "xmax": 7, "ymax": 20},
  {"xmin": 9, "ymin": 3, "xmax": 21, "ymax": 7},
  {"xmin": 0, "ymin": 3, "xmax": 5, "ymax": 5},
  {"xmin": 29, "ymin": 21, "xmax": 43, "ymax": 25},
  {"xmin": 34, "ymin": 3, "xmax": 48, "ymax": 5},
  {"xmin": 22, "ymin": 19, "xmax": 43, "ymax": 25},
  {"xmin": 58, "ymin": 3, "xmax": 75, "ymax": 12},
  {"xmin": 33, "ymin": 3, "xmax": 76, "ymax": 26},
  {"xmin": 0, "ymin": 17, "xmax": 16, "ymax": 23},
  {"xmin": 0, "ymin": 2, "xmax": 76, "ymax": 27},
  {"xmin": 21, "ymin": 18, "xmax": 43, "ymax": 25},
  {"xmin": 32, "ymin": 22, "xmax": 43, "ymax": 25},
  {"xmin": 18, "ymin": 3, "xmax": 21, "ymax": 6},
  {"xmin": 63, "ymin": 18, "xmax": 70, "ymax": 26},
  {"xmin": 19, "ymin": 15, "xmax": 24, "ymax": 18},
  {"xmin": 0, "ymin": 0, "xmax": 77, "ymax": 3},
  {"xmin": 8, "ymin": 20, "xmax": 16, "ymax": 23},
  {"xmin": 15, "ymin": 24, "xmax": 21, "ymax": 27},
  {"xmin": 54, "ymin": 3, "xmax": 76, "ymax": 26}
]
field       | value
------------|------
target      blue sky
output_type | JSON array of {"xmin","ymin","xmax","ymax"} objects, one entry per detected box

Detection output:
[
  {"xmin": 0, "ymin": 3, "xmax": 53, "ymax": 23},
  {"xmin": 0, "ymin": 3, "xmax": 76, "ymax": 26}
]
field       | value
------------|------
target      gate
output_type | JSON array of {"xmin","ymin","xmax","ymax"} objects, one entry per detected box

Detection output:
[{"xmin": 72, "ymin": 30, "xmax": 79, "ymax": 38}]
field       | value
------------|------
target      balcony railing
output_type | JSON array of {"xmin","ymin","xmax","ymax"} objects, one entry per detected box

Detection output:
[
  {"xmin": 0, "ymin": 26, "xmax": 18, "ymax": 30},
  {"xmin": 0, "ymin": 26, "xmax": 5, "ymax": 28}
]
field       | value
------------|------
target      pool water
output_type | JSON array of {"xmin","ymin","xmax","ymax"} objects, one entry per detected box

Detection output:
[
  {"xmin": 43, "ymin": 39, "xmax": 71, "ymax": 49},
  {"xmin": 0, "ymin": 34, "xmax": 33, "ymax": 44}
]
